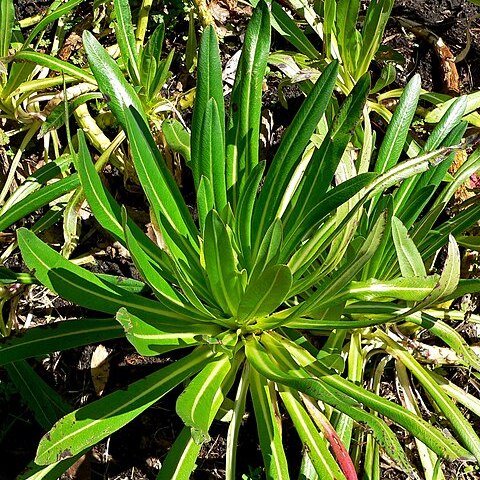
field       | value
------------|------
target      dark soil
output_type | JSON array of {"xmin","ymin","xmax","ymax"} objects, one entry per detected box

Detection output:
[
  {"xmin": 389, "ymin": 0, "xmax": 480, "ymax": 92},
  {"xmin": 2, "ymin": 1, "xmax": 480, "ymax": 480}
]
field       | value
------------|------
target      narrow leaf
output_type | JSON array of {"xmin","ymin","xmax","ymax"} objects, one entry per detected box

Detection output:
[
  {"xmin": 35, "ymin": 347, "xmax": 214, "ymax": 465},
  {"xmin": 116, "ymin": 308, "xmax": 219, "ymax": 356},
  {"xmin": 157, "ymin": 427, "xmax": 202, "ymax": 479},
  {"xmin": 252, "ymin": 61, "xmax": 338, "ymax": 249},
  {"xmin": 391, "ymin": 216, "xmax": 427, "ymax": 277},
  {"xmin": 176, "ymin": 354, "xmax": 232, "ymax": 443},
  {"xmin": 226, "ymin": 0, "xmax": 271, "ymax": 204},
  {"xmin": 83, "ymin": 30, "xmax": 144, "ymax": 128},
  {"xmin": 0, "ymin": 318, "xmax": 122, "ymax": 366},
  {"xmin": 17, "ymin": 228, "xmax": 195, "ymax": 323},
  {"xmin": 191, "ymin": 25, "xmax": 225, "ymax": 186},
  {"xmin": 14, "ymin": 49, "xmax": 95, "ymax": 84},
  {"xmin": 237, "ymin": 264, "xmax": 292, "ymax": 323},
  {"xmin": 249, "ymin": 368, "xmax": 290, "ymax": 479},
  {"xmin": 6, "ymin": 360, "xmax": 70, "ymax": 430},
  {"xmin": 113, "ymin": 0, "xmax": 140, "ymax": 83},
  {"xmin": 0, "ymin": 0, "xmax": 14, "ymax": 58}
]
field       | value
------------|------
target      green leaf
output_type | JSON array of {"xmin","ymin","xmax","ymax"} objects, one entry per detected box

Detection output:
[
  {"xmin": 75, "ymin": 131, "xmax": 173, "ymax": 276},
  {"xmin": 281, "ymin": 173, "xmax": 376, "ymax": 259},
  {"xmin": 113, "ymin": 0, "xmax": 140, "ymax": 84},
  {"xmin": 16, "ymin": 457, "xmax": 80, "ymax": 480},
  {"xmin": 162, "ymin": 118, "xmax": 191, "ymax": 162},
  {"xmin": 226, "ymin": 0, "xmax": 271, "ymax": 205},
  {"xmin": 422, "ymin": 202, "xmax": 480, "ymax": 259},
  {"xmin": 14, "ymin": 49, "xmax": 95, "ymax": 84},
  {"xmin": 237, "ymin": 264, "xmax": 292, "ymax": 324},
  {"xmin": 176, "ymin": 353, "xmax": 232, "ymax": 443},
  {"xmin": 424, "ymin": 96, "xmax": 467, "ymax": 152},
  {"xmin": 82, "ymin": 30, "xmax": 144, "ymax": 129},
  {"xmin": 292, "ymin": 211, "xmax": 386, "ymax": 317},
  {"xmin": 246, "ymin": 337, "xmax": 415, "ymax": 473},
  {"xmin": 249, "ymin": 367, "xmax": 290, "ymax": 479},
  {"xmin": 139, "ymin": 21, "xmax": 164, "ymax": 94},
  {"xmin": 425, "ymin": 89, "xmax": 480, "ymax": 123},
  {"xmin": 370, "ymin": 63, "xmax": 396, "ymax": 94},
  {"xmin": 247, "ymin": 334, "xmax": 473, "ymax": 463},
  {"xmin": 278, "ymin": 386, "xmax": 347, "ymax": 479},
  {"xmin": 197, "ymin": 176, "xmax": 215, "ymax": 231},
  {"xmin": 391, "ymin": 216, "xmax": 427, "ymax": 277},
  {"xmin": 377, "ymin": 330, "xmax": 480, "ymax": 463},
  {"xmin": 226, "ymin": 363, "xmax": 250, "ymax": 477},
  {"xmin": 270, "ymin": 2, "xmax": 320, "ymax": 60},
  {"xmin": 235, "ymin": 161, "xmax": 266, "ymax": 266},
  {"xmin": 0, "ymin": 155, "xmax": 72, "ymax": 213},
  {"xmin": 415, "ymin": 235, "xmax": 460, "ymax": 309},
  {"xmin": 410, "ymin": 312, "xmax": 480, "ymax": 372},
  {"xmin": 346, "ymin": 276, "xmax": 439, "ymax": 302},
  {"xmin": 40, "ymin": 92, "xmax": 101, "ymax": 137},
  {"xmin": 252, "ymin": 60, "xmax": 338, "ymax": 250},
  {"xmin": 123, "ymin": 107, "xmax": 200, "ymax": 263},
  {"xmin": 374, "ymin": 74, "xmax": 421, "ymax": 175},
  {"xmin": 191, "ymin": 25, "xmax": 225, "ymax": 188},
  {"xmin": 115, "ymin": 308, "xmax": 219, "ymax": 356},
  {"xmin": 336, "ymin": 0, "xmax": 360, "ymax": 72},
  {"xmin": 149, "ymin": 48, "xmax": 174, "ymax": 100},
  {"xmin": 0, "ymin": 175, "xmax": 79, "ymax": 232},
  {"xmin": 121, "ymin": 208, "xmax": 212, "ymax": 320},
  {"xmin": 35, "ymin": 347, "xmax": 215, "ymax": 465},
  {"xmin": 0, "ymin": 318, "xmax": 122, "ymax": 366},
  {"xmin": 17, "ymin": 228, "xmax": 195, "ymax": 323},
  {"xmin": 203, "ymin": 211, "xmax": 245, "ymax": 315},
  {"xmin": 0, "ymin": 0, "xmax": 15, "ymax": 58},
  {"xmin": 197, "ymin": 98, "xmax": 227, "ymax": 214},
  {"xmin": 156, "ymin": 427, "xmax": 202, "ymax": 479},
  {"xmin": 456, "ymin": 235, "xmax": 480, "ymax": 251},
  {"xmin": 282, "ymin": 72, "xmax": 370, "ymax": 230},
  {"xmin": 2, "ymin": 63, "xmax": 48, "ymax": 99},
  {"xmin": 6, "ymin": 360, "xmax": 70, "ymax": 430},
  {"xmin": 23, "ymin": 0, "xmax": 83, "ymax": 49},
  {"xmin": 250, "ymin": 219, "xmax": 283, "ymax": 278},
  {"xmin": 357, "ymin": 0, "xmax": 393, "ymax": 78}
]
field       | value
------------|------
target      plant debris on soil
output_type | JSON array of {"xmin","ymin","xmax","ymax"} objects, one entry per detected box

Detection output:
[{"xmin": 2, "ymin": 0, "xmax": 480, "ymax": 479}]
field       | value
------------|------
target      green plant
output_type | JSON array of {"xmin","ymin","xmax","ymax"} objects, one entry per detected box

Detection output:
[
  {"xmin": 269, "ymin": 0, "xmax": 394, "ymax": 94},
  {"xmin": 4, "ymin": 2, "xmax": 480, "ymax": 478},
  {"xmin": 268, "ymin": 0, "xmax": 480, "ymax": 133},
  {"xmin": 0, "ymin": 0, "xmax": 180, "ymax": 260}
]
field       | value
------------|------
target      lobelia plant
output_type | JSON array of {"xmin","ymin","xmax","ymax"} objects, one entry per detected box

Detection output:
[{"xmin": 5, "ymin": 1, "xmax": 480, "ymax": 478}]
